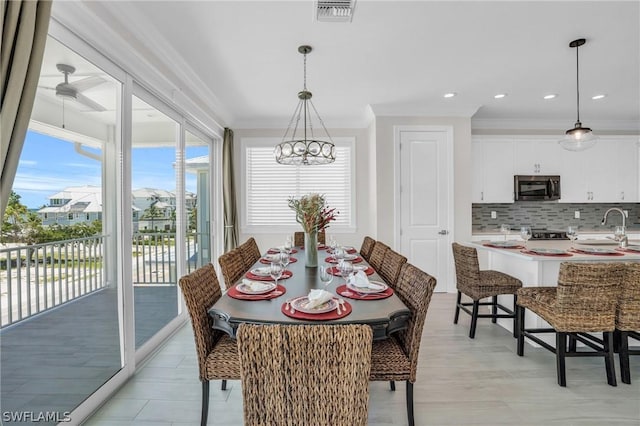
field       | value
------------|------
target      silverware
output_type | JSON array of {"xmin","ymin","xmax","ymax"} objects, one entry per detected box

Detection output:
[
  {"xmin": 337, "ymin": 298, "xmax": 346, "ymax": 313},
  {"xmin": 335, "ymin": 298, "xmax": 342, "ymax": 315},
  {"xmin": 285, "ymin": 298, "xmax": 296, "ymax": 313}
]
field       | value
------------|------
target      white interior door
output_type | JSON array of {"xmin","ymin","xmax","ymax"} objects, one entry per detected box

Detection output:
[{"xmin": 398, "ymin": 129, "xmax": 451, "ymax": 292}]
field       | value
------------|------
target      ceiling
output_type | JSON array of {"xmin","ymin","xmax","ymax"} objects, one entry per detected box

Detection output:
[{"xmin": 50, "ymin": 1, "xmax": 640, "ymax": 132}]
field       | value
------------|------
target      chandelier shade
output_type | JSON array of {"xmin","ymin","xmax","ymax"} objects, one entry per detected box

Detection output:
[
  {"xmin": 559, "ymin": 38, "xmax": 598, "ymax": 152},
  {"xmin": 275, "ymin": 45, "xmax": 336, "ymax": 165}
]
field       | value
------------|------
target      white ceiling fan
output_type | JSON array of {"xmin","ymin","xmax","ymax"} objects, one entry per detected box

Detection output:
[{"xmin": 39, "ymin": 63, "xmax": 107, "ymax": 112}]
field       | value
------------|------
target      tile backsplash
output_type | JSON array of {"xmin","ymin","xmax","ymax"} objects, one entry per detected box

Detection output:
[{"xmin": 472, "ymin": 203, "xmax": 640, "ymax": 232}]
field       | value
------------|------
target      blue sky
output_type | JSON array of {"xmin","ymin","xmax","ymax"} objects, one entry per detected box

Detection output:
[{"xmin": 13, "ymin": 131, "xmax": 207, "ymax": 208}]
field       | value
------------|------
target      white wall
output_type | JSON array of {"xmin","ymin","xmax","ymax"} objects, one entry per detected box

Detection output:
[
  {"xmin": 233, "ymin": 127, "xmax": 373, "ymax": 252},
  {"xmin": 373, "ymin": 116, "xmax": 473, "ymax": 249}
]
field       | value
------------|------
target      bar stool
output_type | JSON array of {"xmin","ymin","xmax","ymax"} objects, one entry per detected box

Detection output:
[{"xmin": 617, "ymin": 262, "xmax": 640, "ymax": 384}]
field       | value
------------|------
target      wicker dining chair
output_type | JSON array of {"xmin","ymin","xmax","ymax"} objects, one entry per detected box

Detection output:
[
  {"xmin": 238, "ymin": 237, "xmax": 261, "ymax": 270},
  {"xmin": 516, "ymin": 262, "xmax": 625, "ymax": 387},
  {"xmin": 617, "ymin": 262, "xmax": 640, "ymax": 384},
  {"xmin": 451, "ymin": 242, "xmax": 522, "ymax": 338},
  {"xmin": 178, "ymin": 263, "xmax": 240, "ymax": 426},
  {"xmin": 369, "ymin": 241, "xmax": 390, "ymax": 271},
  {"xmin": 218, "ymin": 248, "xmax": 246, "ymax": 290},
  {"xmin": 370, "ymin": 263, "xmax": 437, "ymax": 426},
  {"xmin": 378, "ymin": 249, "xmax": 407, "ymax": 288},
  {"xmin": 360, "ymin": 236, "xmax": 376, "ymax": 262},
  {"xmin": 293, "ymin": 231, "xmax": 326, "ymax": 247},
  {"xmin": 237, "ymin": 324, "xmax": 373, "ymax": 426}
]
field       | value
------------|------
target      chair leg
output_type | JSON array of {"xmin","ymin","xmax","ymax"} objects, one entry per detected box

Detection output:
[
  {"xmin": 453, "ymin": 291, "xmax": 462, "ymax": 324},
  {"xmin": 512, "ymin": 295, "xmax": 518, "ymax": 338},
  {"xmin": 603, "ymin": 331, "xmax": 617, "ymax": 387},
  {"xmin": 389, "ymin": 380, "xmax": 396, "ymax": 391},
  {"xmin": 406, "ymin": 381, "xmax": 414, "ymax": 426},
  {"xmin": 201, "ymin": 381, "xmax": 210, "ymax": 426},
  {"xmin": 221, "ymin": 379, "xmax": 227, "ymax": 391},
  {"xmin": 491, "ymin": 295, "xmax": 498, "ymax": 323},
  {"xmin": 619, "ymin": 331, "xmax": 631, "ymax": 384},
  {"xmin": 469, "ymin": 300, "xmax": 479, "ymax": 338},
  {"xmin": 568, "ymin": 335, "xmax": 577, "ymax": 352},
  {"xmin": 517, "ymin": 305, "xmax": 525, "ymax": 356},
  {"xmin": 556, "ymin": 332, "xmax": 567, "ymax": 387}
]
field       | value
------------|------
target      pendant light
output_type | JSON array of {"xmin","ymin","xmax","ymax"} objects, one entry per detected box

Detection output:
[
  {"xmin": 274, "ymin": 45, "xmax": 336, "ymax": 165},
  {"xmin": 559, "ymin": 38, "xmax": 598, "ymax": 152}
]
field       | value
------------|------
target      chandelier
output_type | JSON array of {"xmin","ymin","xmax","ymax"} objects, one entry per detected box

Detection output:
[
  {"xmin": 559, "ymin": 38, "xmax": 598, "ymax": 152},
  {"xmin": 275, "ymin": 45, "xmax": 336, "ymax": 165}
]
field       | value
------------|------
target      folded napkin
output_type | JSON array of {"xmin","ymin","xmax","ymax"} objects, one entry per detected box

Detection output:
[
  {"xmin": 263, "ymin": 253, "xmax": 280, "ymax": 262},
  {"xmin": 306, "ymin": 289, "xmax": 334, "ymax": 309},
  {"xmin": 252, "ymin": 266, "xmax": 271, "ymax": 276},
  {"xmin": 241, "ymin": 279, "xmax": 273, "ymax": 292},
  {"xmin": 353, "ymin": 265, "xmax": 368, "ymax": 272},
  {"xmin": 347, "ymin": 271, "xmax": 385, "ymax": 290}
]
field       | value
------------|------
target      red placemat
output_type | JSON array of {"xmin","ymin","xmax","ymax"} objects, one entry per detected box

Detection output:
[
  {"xmin": 327, "ymin": 247, "xmax": 358, "ymax": 254},
  {"xmin": 267, "ymin": 248, "xmax": 298, "ymax": 254},
  {"xmin": 260, "ymin": 256, "xmax": 298, "ymax": 264},
  {"xmin": 328, "ymin": 266, "xmax": 374, "ymax": 276},
  {"xmin": 245, "ymin": 270, "xmax": 293, "ymax": 281},
  {"xmin": 325, "ymin": 256, "xmax": 364, "ymax": 264},
  {"xmin": 616, "ymin": 247, "xmax": 640, "ymax": 254},
  {"xmin": 228, "ymin": 285, "xmax": 286, "ymax": 300},
  {"xmin": 520, "ymin": 250, "xmax": 573, "ymax": 257},
  {"xmin": 483, "ymin": 243, "xmax": 525, "ymax": 249},
  {"xmin": 336, "ymin": 284, "xmax": 393, "ymax": 300},
  {"xmin": 571, "ymin": 249, "xmax": 625, "ymax": 256},
  {"xmin": 281, "ymin": 298, "xmax": 352, "ymax": 320}
]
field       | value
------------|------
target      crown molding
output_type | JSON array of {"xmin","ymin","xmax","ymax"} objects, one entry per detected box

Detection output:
[{"xmin": 472, "ymin": 118, "xmax": 640, "ymax": 133}]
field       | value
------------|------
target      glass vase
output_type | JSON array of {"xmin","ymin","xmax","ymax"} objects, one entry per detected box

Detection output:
[{"xmin": 304, "ymin": 231, "xmax": 318, "ymax": 268}]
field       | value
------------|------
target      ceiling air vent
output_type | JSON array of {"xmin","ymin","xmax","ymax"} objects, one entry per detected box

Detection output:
[{"xmin": 315, "ymin": 0, "xmax": 356, "ymax": 23}]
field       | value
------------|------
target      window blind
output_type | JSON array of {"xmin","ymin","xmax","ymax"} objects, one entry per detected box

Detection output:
[{"xmin": 245, "ymin": 144, "xmax": 353, "ymax": 228}]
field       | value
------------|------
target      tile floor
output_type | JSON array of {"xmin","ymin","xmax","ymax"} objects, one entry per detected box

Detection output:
[{"xmin": 85, "ymin": 293, "xmax": 640, "ymax": 425}]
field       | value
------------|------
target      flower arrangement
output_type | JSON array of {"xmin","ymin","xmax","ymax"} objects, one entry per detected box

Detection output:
[{"xmin": 288, "ymin": 193, "xmax": 337, "ymax": 234}]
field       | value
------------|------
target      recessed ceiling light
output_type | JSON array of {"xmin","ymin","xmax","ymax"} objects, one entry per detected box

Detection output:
[
  {"xmin": 443, "ymin": 92, "xmax": 456, "ymax": 98},
  {"xmin": 592, "ymin": 94, "xmax": 606, "ymax": 100},
  {"xmin": 543, "ymin": 94, "xmax": 557, "ymax": 100},
  {"xmin": 494, "ymin": 93, "xmax": 507, "ymax": 99}
]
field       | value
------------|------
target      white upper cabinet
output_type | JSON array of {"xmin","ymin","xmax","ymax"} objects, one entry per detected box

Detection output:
[
  {"xmin": 472, "ymin": 139, "xmax": 514, "ymax": 203},
  {"xmin": 513, "ymin": 139, "xmax": 563, "ymax": 175}
]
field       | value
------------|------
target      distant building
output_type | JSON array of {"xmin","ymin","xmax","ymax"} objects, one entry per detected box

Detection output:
[{"xmin": 37, "ymin": 185, "xmax": 195, "ymax": 231}]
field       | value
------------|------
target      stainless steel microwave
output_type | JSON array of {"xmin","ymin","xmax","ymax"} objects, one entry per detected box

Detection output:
[{"xmin": 514, "ymin": 175, "xmax": 561, "ymax": 201}]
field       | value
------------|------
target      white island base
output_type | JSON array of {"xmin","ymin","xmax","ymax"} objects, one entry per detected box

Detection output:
[{"xmin": 470, "ymin": 240, "xmax": 639, "ymax": 346}]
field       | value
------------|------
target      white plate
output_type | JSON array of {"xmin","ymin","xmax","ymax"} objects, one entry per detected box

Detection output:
[
  {"xmin": 576, "ymin": 247, "xmax": 617, "ymax": 255},
  {"xmin": 529, "ymin": 248, "xmax": 567, "ymax": 255},
  {"xmin": 250, "ymin": 267, "xmax": 271, "ymax": 277},
  {"xmin": 347, "ymin": 280, "xmax": 388, "ymax": 294},
  {"xmin": 488, "ymin": 241, "xmax": 522, "ymax": 248},
  {"xmin": 236, "ymin": 281, "xmax": 276, "ymax": 295},
  {"xmin": 344, "ymin": 253, "xmax": 358, "ymax": 260},
  {"xmin": 624, "ymin": 245, "xmax": 640, "ymax": 252},
  {"xmin": 291, "ymin": 296, "xmax": 337, "ymax": 314}
]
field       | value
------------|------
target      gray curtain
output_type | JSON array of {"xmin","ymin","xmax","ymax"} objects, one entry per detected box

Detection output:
[
  {"xmin": 222, "ymin": 127, "xmax": 239, "ymax": 251},
  {"xmin": 1, "ymin": 0, "xmax": 52, "ymax": 218}
]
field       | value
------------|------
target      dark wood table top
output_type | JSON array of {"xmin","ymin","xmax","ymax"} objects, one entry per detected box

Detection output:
[{"xmin": 208, "ymin": 246, "xmax": 411, "ymax": 340}]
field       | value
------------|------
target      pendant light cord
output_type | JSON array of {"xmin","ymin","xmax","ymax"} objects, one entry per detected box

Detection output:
[{"xmin": 575, "ymin": 43, "xmax": 580, "ymax": 123}]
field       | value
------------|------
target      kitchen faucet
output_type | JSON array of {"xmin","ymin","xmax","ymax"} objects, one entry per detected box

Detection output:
[{"xmin": 601, "ymin": 207, "xmax": 627, "ymax": 247}]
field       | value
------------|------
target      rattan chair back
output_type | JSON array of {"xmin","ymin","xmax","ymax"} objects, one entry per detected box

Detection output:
[
  {"xmin": 237, "ymin": 324, "xmax": 373, "ymax": 426},
  {"xmin": 616, "ymin": 262, "xmax": 640, "ymax": 331},
  {"xmin": 379, "ymin": 249, "xmax": 408, "ymax": 288},
  {"xmin": 293, "ymin": 231, "xmax": 326, "ymax": 247},
  {"xmin": 360, "ymin": 236, "xmax": 376, "ymax": 262},
  {"xmin": 451, "ymin": 242, "xmax": 482, "ymax": 289},
  {"xmin": 218, "ymin": 248, "xmax": 246, "ymax": 290},
  {"xmin": 369, "ymin": 241, "xmax": 390, "ymax": 271},
  {"xmin": 238, "ymin": 237, "xmax": 261, "ymax": 270}
]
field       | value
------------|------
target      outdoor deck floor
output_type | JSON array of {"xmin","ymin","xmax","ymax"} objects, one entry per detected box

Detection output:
[{"xmin": 0, "ymin": 286, "xmax": 178, "ymax": 425}]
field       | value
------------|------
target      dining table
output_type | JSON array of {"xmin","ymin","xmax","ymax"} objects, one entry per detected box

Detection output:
[{"xmin": 208, "ymin": 245, "xmax": 412, "ymax": 340}]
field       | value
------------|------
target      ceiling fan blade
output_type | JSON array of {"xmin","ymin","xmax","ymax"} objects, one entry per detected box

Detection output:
[
  {"xmin": 75, "ymin": 93, "xmax": 107, "ymax": 112},
  {"xmin": 69, "ymin": 76, "xmax": 107, "ymax": 92}
]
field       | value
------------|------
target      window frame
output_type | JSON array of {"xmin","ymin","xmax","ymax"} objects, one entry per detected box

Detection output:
[{"xmin": 240, "ymin": 136, "xmax": 356, "ymax": 234}]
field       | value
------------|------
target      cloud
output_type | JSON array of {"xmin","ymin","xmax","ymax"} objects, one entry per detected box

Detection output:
[{"xmin": 19, "ymin": 160, "xmax": 37, "ymax": 166}]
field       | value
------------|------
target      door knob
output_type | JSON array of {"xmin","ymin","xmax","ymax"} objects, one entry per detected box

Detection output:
[{"xmin": 438, "ymin": 230, "xmax": 449, "ymax": 235}]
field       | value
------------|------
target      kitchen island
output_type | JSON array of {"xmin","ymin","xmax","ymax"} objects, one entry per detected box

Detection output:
[{"xmin": 468, "ymin": 239, "xmax": 639, "ymax": 343}]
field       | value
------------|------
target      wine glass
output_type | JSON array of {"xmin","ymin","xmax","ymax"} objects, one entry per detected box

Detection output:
[
  {"xmin": 278, "ymin": 251, "xmax": 290, "ymax": 271},
  {"xmin": 520, "ymin": 226, "xmax": 532, "ymax": 248},
  {"xmin": 284, "ymin": 236, "xmax": 293, "ymax": 254},
  {"xmin": 269, "ymin": 262, "xmax": 284, "ymax": 288},
  {"xmin": 319, "ymin": 265, "xmax": 334, "ymax": 289},
  {"xmin": 566, "ymin": 226, "xmax": 578, "ymax": 250},
  {"xmin": 500, "ymin": 224, "xmax": 511, "ymax": 241},
  {"xmin": 329, "ymin": 235, "xmax": 338, "ymax": 254},
  {"xmin": 337, "ymin": 259, "xmax": 354, "ymax": 286},
  {"xmin": 333, "ymin": 246, "xmax": 346, "ymax": 263}
]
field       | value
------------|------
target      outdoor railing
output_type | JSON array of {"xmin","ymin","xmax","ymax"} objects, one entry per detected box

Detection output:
[{"xmin": 1, "ymin": 232, "xmax": 207, "ymax": 328}]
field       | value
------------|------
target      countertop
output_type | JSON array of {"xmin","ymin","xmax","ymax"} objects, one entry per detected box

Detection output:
[{"xmin": 469, "ymin": 239, "xmax": 640, "ymax": 261}]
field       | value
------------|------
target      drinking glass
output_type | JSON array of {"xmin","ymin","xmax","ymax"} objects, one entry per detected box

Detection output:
[
  {"xmin": 319, "ymin": 265, "xmax": 334, "ymax": 289},
  {"xmin": 520, "ymin": 226, "xmax": 532, "ymax": 248},
  {"xmin": 337, "ymin": 259, "xmax": 354, "ymax": 286},
  {"xmin": 329, "ymin": 235, "xmax": 338, "ymax": 253},
  {"xmin": 284, "ymin": 236, "xmax": 293, "ymax": 254},
  {"xmin": 278, "ymin": 251, "xmax": 290, "ymax": 271},
  {"xmin": 269, "ymin": 262, "xmax": 284, "ymax": 287},
  {"xmin": 566, "ymin": 226, "xmax": 578, "ymax": 249},
  {"xmin": 333, "ymin": 246, "xmax": 346, "ymax": 262},
  {"xmin": 500, "ymin": 224, "xmax": 511, "ymax": 241}
]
